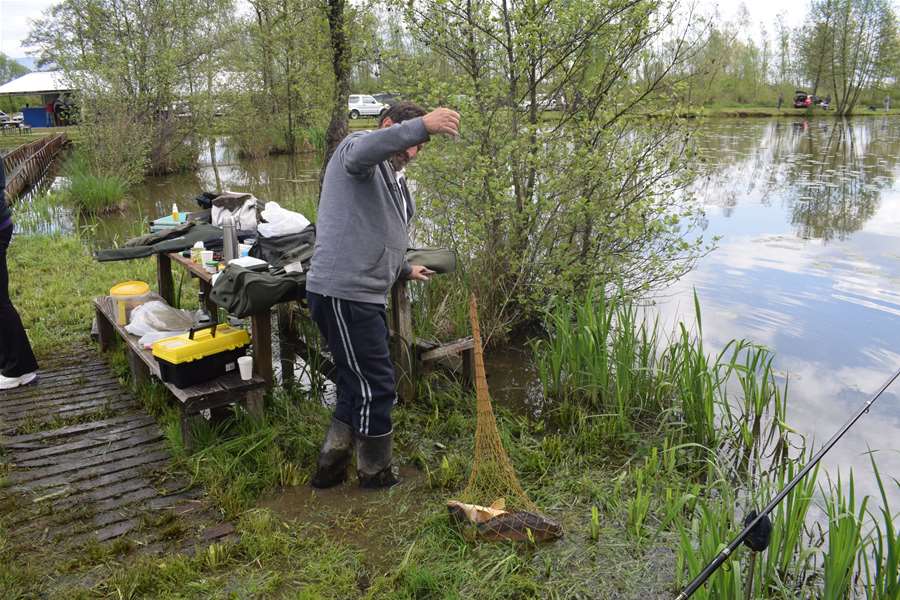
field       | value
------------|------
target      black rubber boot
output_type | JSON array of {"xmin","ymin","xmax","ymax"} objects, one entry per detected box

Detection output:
[
  {"xmin": 356, "ymin": 430, "xmax": 401, "ymax": 489},
  {"xmin": 310, "ymin": 417, "xmax": 354, "ymax": 489}
]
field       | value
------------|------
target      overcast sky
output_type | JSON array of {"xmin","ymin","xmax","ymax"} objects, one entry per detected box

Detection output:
[{"xmin": 1, "ymin": 0, "xmax": 810, "ymax": 61}]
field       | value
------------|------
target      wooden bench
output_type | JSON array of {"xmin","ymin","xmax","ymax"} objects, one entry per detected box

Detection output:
[{"xmin": 93, "ymin": 295, "xmax": 266, "ymax": 450}]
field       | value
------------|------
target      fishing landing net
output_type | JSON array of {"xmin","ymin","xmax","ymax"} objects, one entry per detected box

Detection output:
[{"xmin": 446, "ymin": 295, "xmax": 562, "ymax": 543}]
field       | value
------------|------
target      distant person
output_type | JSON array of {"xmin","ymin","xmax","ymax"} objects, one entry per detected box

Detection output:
[
  {"xmin": 0, "ymin": 159, "xmax": 40, "ymax": 390},
  {"xmin": 53, "ymin": 97, "xmax": 63, "ymax": 126},
  {"xmin": 777, "ymin": 92, "xmax": 783, "ymax": 110},
  {"xmin": 885, "ymin": 95, "xmax": 891, "ymax": 112}
]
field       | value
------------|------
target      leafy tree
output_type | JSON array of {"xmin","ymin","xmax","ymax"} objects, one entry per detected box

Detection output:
[
  {"xmin": 26, "ymin": 0, "xmax": 235, "ymax": 177},
  {"xmin": 0, "ymin": 53, "xmax": 28, "ymax": 85},
  {"xmin": 394, "ymin": 0, "xmax": 711, "ymax": 334},
  {"xmin": 797, "ymin": 0, "xmax": 899, "ymax": 115},
  {"xmin": 323, "ymin": 0, "xmax": 352, "ymax": 168},
  {"xmin": 225, "ymin": 0, "xmax": 333, "ymax": 158},
  {"xmin": 0, "ymin": 54, "xmax": 31, "ymax": 114}
]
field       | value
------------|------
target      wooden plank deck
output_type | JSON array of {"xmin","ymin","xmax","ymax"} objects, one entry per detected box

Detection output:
[{"xmin": 0, "ymin": 348, "xmax": 235, "ymax": 554}]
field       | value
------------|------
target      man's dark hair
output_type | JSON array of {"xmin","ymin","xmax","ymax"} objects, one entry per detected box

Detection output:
[{"xmin": 378, "ymin": 101, "xmax": 426, "ymax": 126}]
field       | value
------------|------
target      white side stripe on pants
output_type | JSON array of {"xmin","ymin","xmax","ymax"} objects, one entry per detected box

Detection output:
[{"xmin": 332, "ymin": 297, "xmax": 374, "ymax": 435}]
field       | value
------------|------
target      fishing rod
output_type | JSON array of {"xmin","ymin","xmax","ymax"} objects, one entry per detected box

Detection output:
[{"xmin": 675, "ymin": 364, "xmax": 900, "ymax": 600}]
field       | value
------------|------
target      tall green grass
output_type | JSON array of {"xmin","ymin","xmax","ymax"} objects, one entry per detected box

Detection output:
[
  {"xmin": 62, "ymin": 151, "xmax": 128, "ymax": 214},
  {"xmin": 535, "ymin": 287, "xmax": 791, "ymax": 462}
]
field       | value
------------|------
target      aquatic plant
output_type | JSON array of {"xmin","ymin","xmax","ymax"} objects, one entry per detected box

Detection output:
[
  {"xmin": 822, "ymin": 472, "xmax": 868, "ymax": 599},
  {"xmin": 61, "ymin": 151, "xmax": 128, "ymax": 214},
  {"xmin": 862, "ymin": 456, "xmax": 900, "ymax": 599}
]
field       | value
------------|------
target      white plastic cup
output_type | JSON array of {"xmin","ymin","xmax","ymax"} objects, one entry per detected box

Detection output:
[{"xmin": 237, "ymin": 356, "xmax": 253, "ymax": 380}]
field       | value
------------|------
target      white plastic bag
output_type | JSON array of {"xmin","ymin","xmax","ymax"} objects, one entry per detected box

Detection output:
[
  {"xmin": 138, "ymin": 330, "xmax": 188, "ymax": 347},
  {"xmin": 212, "ymin": 196, "xmax": 258, "ymax": 232},
  {"xmin": 125, "ymin": 301, "xmax": 196, "ymax": 337},
  {"xmin": 257, "ymin": 201, "xmax": 310, "ymax": 238}
]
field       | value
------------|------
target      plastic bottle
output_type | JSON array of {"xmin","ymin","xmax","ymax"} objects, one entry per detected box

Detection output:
[{"xmin": 171, "ymin": 202, "xmax": 180, "ymax": 222}]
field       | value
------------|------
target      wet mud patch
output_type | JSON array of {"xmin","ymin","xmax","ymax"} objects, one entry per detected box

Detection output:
[{"xmin": 258, "ymin": 466, "xmax": 433, "ymax": 572}]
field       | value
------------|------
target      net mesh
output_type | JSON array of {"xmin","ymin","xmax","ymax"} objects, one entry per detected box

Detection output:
[{"xmin": 448, "ymin": 296, "xmax": 561, "ymax": 542}]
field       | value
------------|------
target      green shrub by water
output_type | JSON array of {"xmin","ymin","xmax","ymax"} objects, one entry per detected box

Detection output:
[{"xmin": 62, "ymin": 152, "xmax": 128, "ymax": 214}]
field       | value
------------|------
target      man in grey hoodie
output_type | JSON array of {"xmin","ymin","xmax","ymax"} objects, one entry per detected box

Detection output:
[{"xmin": 306, "ymin": 101, "xmax": 460, "ymax": 489}]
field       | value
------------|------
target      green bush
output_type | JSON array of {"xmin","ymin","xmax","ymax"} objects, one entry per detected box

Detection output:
[{"xmin": 62, "ymin": 152, "xmax": 128, "ymax": 214}]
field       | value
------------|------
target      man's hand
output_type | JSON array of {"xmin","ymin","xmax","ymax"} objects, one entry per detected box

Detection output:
[
  {"xmin": 422, "ymin": 108, "xmax": 460, "ymax": 137},
  {"xmin": 408, "ymin": 265, "xmax": 435, "ymax": 281}
]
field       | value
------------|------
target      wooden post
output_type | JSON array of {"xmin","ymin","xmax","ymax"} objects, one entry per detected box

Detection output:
[
  {"xmin": 180, "ymin": 412, "xmax": 194, "ymax": 452},
  {"xmin": 244, "ymin": 388, "xmax": 265, "ymax": 419},
  {"xmin": 126, "ymin": 347, "xmax": 150, "ymax": 389},
  {"xmin": 156, "ymin": 253, "xmax": 175, "ymax": 305},
  {"xmin": 199, "ymin": 280, "xmax": 217, "ymax": 315},
  {"xmin": 94, "ymin": 302, "xmax": 116, "ymax": 352},
  {"xmin": 390, "ymin": 280, "xmax": 416, "ymax": 403},
  {"xmin": 461, "ymin": 347, "xmax": 475, "ymax": 390},
  {"xmin": 276, "ymin": 303, "xmax": 295, "ymax": 385},
  {"xmin": 251, "ymin": 310, "xmax": 274, "ymax": 386}
]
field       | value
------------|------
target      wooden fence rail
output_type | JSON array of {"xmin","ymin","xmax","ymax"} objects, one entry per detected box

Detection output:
[{"xmin": 2, "ymin": 133, "xmax": 69, "ymax": 201}]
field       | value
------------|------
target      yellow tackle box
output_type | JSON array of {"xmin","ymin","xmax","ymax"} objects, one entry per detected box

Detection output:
[{"xmin": 152, "ymin": 324, "xmax": 250, "ymax": 388}]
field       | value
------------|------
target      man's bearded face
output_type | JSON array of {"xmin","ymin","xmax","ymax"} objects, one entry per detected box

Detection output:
[{"xmin": 390, "ymin": 143, "xmax": 424, "ymax": 171}]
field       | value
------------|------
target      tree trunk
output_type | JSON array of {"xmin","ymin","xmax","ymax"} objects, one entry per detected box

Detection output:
[{"xmin": 321, "ymin": 0, "xmax": 351, "ymax": 188}]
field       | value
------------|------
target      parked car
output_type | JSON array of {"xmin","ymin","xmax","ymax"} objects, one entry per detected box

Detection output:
[
  {"xmin": 348, "ymin": 94, "xmax": 388, "ymax": 119},
  {"xmin": 0, "ymin": 110, "xmax": 9, "ymax": 124},
  {"xmin": 794, "ymin": 91, "xmax": 813, "ymax": 108},
  {"xmin": 518, "ymin": 93, "xmax": 566, "ymax": 112},
  {"xmin": 372, "ymin": 93, "xmax": 400, "ymax": 107}
]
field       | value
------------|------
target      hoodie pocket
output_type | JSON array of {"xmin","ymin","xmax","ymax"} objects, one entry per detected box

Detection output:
[{"xmin": 371, "ymin": 245, "xmax": 404, "ymax": 282}]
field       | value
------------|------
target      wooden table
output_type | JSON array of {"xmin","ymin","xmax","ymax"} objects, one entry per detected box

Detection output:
[
  {"xmin": 158, "ymin": 250, "xmax": 474, "ymax": 404},
  {"xmin": 156, "ymin": 252, "xmax": 274, "ymax": 386},
  {"xmin": 93, "ymin": 295, "xmax": 266, "ymax": 449}
]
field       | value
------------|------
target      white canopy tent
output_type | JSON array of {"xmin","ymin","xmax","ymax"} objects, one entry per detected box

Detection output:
[{"xmin": 0, "ymin": 71, "xmax": 74, "ymax": 97}]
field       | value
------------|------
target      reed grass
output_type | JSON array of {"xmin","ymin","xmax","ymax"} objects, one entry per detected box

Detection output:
[
  {"xmin": 535, "ymin": 285, "xmax": 898, "ymax": 599},
  {"xmin": 62, "ymin": 151, "xmax": 128, "ymax": 214},
  {"xmin": 822, "ymin": 472, "xmax": 868, "ymax": 599},
  {"xmin": 862, "ymin": 455, "xmax": 900, "ymax": 599}
]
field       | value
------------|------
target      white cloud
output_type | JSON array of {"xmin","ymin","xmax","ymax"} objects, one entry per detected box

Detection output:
[{"xmin": 0, "ymin": 0, "xmax": 59, "ymax": 58}]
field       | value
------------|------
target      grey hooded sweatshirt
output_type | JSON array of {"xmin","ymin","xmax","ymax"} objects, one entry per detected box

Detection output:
[{"xmin": 306, "ymin": 117, "xmax": 430, "ymax": 304}]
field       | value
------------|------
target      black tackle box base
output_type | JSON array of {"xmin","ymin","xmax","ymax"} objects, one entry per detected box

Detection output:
[{"xmin": 155, "ymin": 346, "xmax": 247, "ymax": 388}]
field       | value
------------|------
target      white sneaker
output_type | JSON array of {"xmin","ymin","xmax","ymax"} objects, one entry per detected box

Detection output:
[{"xmin": 0, "ymin": 372, "xmax": 38, "ymax": 390}]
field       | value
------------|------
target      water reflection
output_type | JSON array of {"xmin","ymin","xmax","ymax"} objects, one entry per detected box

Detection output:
[
  {"xmin": 657, "ymin": 116, "xmax": 900, "ymax": 503},
  {"xmin": 693, "ymin": 117, "xmax": 899, "ymax": 240}
]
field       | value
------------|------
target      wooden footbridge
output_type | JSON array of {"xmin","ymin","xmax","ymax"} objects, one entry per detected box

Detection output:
[
  {"xmin": 1, "ymin": 133, "xmax": 69, "ymax": 201},
  {"xmin": 0, "ymin": 347, "xmax": 234, "ymax": 556}
]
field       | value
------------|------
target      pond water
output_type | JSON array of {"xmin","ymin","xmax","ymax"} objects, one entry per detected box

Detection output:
[{"xmin": 652, "ymin": 116, "xmax": 900, "ymax": 503}]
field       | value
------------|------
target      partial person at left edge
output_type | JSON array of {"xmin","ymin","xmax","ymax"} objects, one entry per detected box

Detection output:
[{"xmin": 0, "ymin": 157, "xmax": 40, "ymax": 390}]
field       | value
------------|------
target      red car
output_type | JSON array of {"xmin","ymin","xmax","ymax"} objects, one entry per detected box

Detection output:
[{"xmin": 794, "ymin": 91, "xmax": 814, "ymax": 108}]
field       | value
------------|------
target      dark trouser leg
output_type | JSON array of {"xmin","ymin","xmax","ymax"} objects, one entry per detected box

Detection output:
[
  {"xmin": 0, "ymin": 225, "xmax": 39, "ymax": 378},
  {"xmin": 307, "ymin": 292, "xmax": 396, "ymax": 436},
  {"xmin": 307, "ymin": 292, "xmax": 399, "ymax": 488}
]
